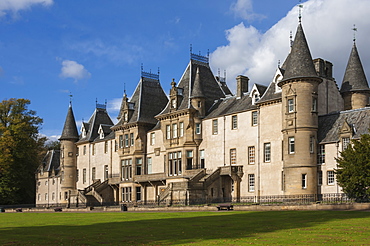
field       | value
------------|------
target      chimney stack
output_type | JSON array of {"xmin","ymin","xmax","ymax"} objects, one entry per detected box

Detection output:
[{"xmin": 236, "ymin": 75, "xmax": 249, "ymax": 98}]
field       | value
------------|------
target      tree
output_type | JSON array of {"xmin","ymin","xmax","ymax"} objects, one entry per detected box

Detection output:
[
  {"xmin": 336, "ymin": 133, "xmax": 370, "ymax": 202},
  {"xmin": 0, "ymin": 98, "xmax": 46, "ymax": 205}
]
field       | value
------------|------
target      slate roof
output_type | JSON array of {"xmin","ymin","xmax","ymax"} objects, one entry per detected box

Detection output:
[
  {"xmin": 59, "ymin": 106, "xmax": 79, "ymax": 141},
  {"xmin": 257, "ymin": 82, "xmax": 282, "ymax": 104},
  {"xmin": 340, "ymin": 43, "xmax": 370, "ymax": 93},
  {"xmin": 318, "ymin": 107, "xmax": 370, "ymax": 143},
  {"xmin": 159, "ymin": 58, "xmax": 228, "ymax": 116},
  {"xmin": 78, "ymin": 105, "xmax": 114, "ymax": 143},
  {"xmin": 38, "ymin": 150, "xmax": 60, "ymax": 176},
  {"xmin": 116, "ymin": 77, "xmax": 168, "ymax": 126},
  {"xmin": 281, "ymin": 23, "xmax": 318, "ymax": 82}
]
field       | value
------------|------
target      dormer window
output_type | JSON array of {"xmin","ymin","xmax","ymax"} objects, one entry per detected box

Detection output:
[{"xmin": 81, "ymin": 126, "xmax": 86, "ymax": 138}]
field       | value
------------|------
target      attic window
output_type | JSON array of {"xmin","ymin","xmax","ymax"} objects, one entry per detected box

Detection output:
[
  {"xmin": 100, "ymin": 131, "xmax": 104, "ymax": 139},
  {"xmin": 171, "ymin": 99, "xmax": 176, "ymax": 109}
]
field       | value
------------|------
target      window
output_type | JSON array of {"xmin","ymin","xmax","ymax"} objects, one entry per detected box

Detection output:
[
  {"xmin": 232, "ymin": 115, "xmax": 237, "ymax": 129},
  {"xmin": 92, "ymin": 167, "xmax": 96, "ymax": 181},
  {"xmin": 52, "ymin": 192, "xmax": 55, "ymax": 201},
  {"xmin": 318, "ymin": 144, "xmax": 325, "ymax": 164},
  {"xmin": 92, "ymin": 144, "xmax": 96, "ymax": 155},
  {"xmin": 122, "ymin": 187, "xmax": 132, "ymax": 202},
  {"xmin": 76, "ymin": 169, "xmax": 79, "ymax": 182},
  {"xmin": 212, "ymin": 119, "xmax": 218, "ymax": 134},
  {"xmin": 327, "ymin": 171, "xmax": 335, "ymax": 185},
  {"xmin": 310, "ymin": 136, "xmax": 315, "ymax": 153},
  {"xmin": 83, "ymin": 145, "xmax": 86, "ymax": 155},
  {"xmin": 104, "ymin": 141, "xmax": 108, "ymax": 154},
  {"xmin": 38, "ymin": 193, "xmax": 40, "ymax": 201},
  {"xmin": 172, "ymin": 123, "xmax": 178, "ymax": 138},
  {"xmin": 288, "ymin": 98, "xmax": 294, "ymax": 113},
  {"xmin": 171, "ymin": 98, "xmax": 176, "ymax": 108},
  {"xmin": 130, "ymin": 133, "xmax": 134, "ymax": 146},
  {"xmin": 252, "ymin": 111, "xmax": 258, "ymax": 126},
  {"xmin": 302, "ymin": 174, "xmax": 307, "ymax": 189},
  {"xmin": 166, "ymin": 125, "xmax": 171, "ymax": 139},
  {"xmin": 248, "ymin": 146, "xmax": 255, "ymax": 164},
  {"xmin": 150, "ymin": 132, "xmax": 155, "ymax": 145},
  {"xmin": 288, "ymin": 137, "xmax": 295, "ymax": 154},
  {"xmin": 169, "ymin": 151, "xmax": 182, "ymax": 175},
  {"xmin": 83, "ymin": 169, "xmax": 86, "ymax": 184},
  {"xmin": 45, "ymin": 193, "xmax": 48, "ymax": 201},
  {"xmin": 186, "ymin": 150, "xmax": 193, "ymax": 170},
  {"xmin": 179, "ymin": 122, "xmax": 184, "ymax": 137},
  {"xmin": 195, "ymin": 123, "xmax": 201, "ymax": 134},
  {"xmin": 104, "ymin": 165, "xmax": 109, "ymax": 180},
  {"xmin": 136, "ymin": 187, "xmax": 142, "ymax": 201},
  {"xmin": 230, "ymin": 149, "xmax": 236, "ymax": 165},
  {"xmin": 342, "ymin": 137, "xmax": 350, "ymax": 151},
  {"xmin": 147, "ymin": 157, "xmax": 152, "ymax": 174},
  {"xmin": 136, "ymin": 158, "xmax": 142, "ymax": 175},
  {"xmin": 248, "ymin": 174, "xmax": 255, "ymax": 192},
  {"xmin": 64, "ymin": 191, "xmax": 68, "ymax": 200},
  {"xmin": 318, "ymin": 171, "xmax": 323, "ymax": 186},
  {"xmin": 199, "ymin": 150, "xmax": 205, "ymax": 168},
  {"xmin": 121, "ymin": 159, "xmax": 132, "ymax": 181},
  {"xmin": 124, "ymin": 134, "xmax": 129, "ymax": 147},
  {"xmin": 264, "ymin": 143, "xmax": 271, "ymax": 162},
  {"xmin": 114, "ymin": 140, "xmax": 118, "ymax": 152},
  {"xmin": 312, "ymin": 97, "xmax": 317, "ymax": 112},
  {"xmin": 119, "ymin": 135, "xmax": 123, "ymax": 148}
]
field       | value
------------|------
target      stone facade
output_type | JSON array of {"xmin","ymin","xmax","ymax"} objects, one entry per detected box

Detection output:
[{"xmin": 36, "ymin": 22, "xmax": 370, "ymax": 207}]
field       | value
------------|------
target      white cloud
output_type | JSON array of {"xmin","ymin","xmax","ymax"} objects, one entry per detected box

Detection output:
[
  {"xmin": 0, "ymin": 0, "xmax": 53, "ymax": 17},
  {"xmin": 60, "ymin": 60, "xmax": 91, "ymax": 82},
  {"xmin": 212, "ymin": 0, "xmax": 370, "ymax": 93},
  {"xmin": 107, "ymin": 98, "xmax": 122, "ymax": 113},
  {"xmin": 230, "ymin": 0, "xmax": 265, "ymax": 22}
]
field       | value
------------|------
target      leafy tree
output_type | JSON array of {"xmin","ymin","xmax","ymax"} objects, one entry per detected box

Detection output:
[
  {"xmin": 45, "ymin": 140, "xmax": 61, "ymax": 150},
  {"xmin": 336, "ymin": 133, "xmax": 370, "ymax": 202},
  {"xmin": 0, "ymin": 98, "xmax": 46, "ymax": 205}
]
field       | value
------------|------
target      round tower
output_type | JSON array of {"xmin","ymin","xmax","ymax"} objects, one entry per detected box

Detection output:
[
  {"xmin": 340, "ymin": 42, "xmax": 370, "ymax": 110},
  {"xmin": 278, "ymin": 23, "xmax": 322, "ymax": 195},
  {"xmin": 59, "ymin": 104, "xmax": 79, "ymax": 205}
]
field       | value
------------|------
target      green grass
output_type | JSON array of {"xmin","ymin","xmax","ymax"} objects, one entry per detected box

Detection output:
[{"xmin": 1, "ymin": 210, "xmax": 370, "ymax": 245}]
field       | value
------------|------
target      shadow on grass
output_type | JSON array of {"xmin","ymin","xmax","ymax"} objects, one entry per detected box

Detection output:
[{"xmin": 1, "ymin": 210, "xmax": 370, "ymax": 245}]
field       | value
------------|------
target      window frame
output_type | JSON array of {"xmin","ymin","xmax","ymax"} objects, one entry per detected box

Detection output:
[
  {"xmin": 288, "ymin": 98, "xmax": 295, "ymax": 113},
  {"xmin": 288, "ymin": 137, "xmax": 295, "ymax": 154},
  {"xmin": 264, "ymin": 143, "xmax": 271, "ymax": 162},
  {"xmin": 252, "ymin": 111, "xmax": 258, "ymax": 126},
  {"xmin": 212, "ymin": 119, "xmax": 218, "ymax": 135},
  {"xmin": 231, "ymin": 115, "xmax": 238, "ymax": 130},
  {"xmin": 327, "ymin": 171, "xmax": 335, "ymax": 185},
  {"xmin": 248, "ymin": 146, "xmax": 255, "ymax": 164},
  {"xmin": 248, "ymin": 174, "xmax": 255, "ymax": 192}
]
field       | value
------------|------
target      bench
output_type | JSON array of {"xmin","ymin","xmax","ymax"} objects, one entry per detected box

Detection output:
[
  {"xmin": 15, "ymin": 208, "xmax": 22, "ymax": 212},
  {"xmin": 54, "ymin": 207, "xmax": 63, "ymax": 212},
  {"xmin": 217, "ymin": 203, "xmax": 233, "ymax": 211}
]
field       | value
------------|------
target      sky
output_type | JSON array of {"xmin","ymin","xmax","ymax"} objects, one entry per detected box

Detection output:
[{"xmin": 2, "ymin": 0, "xmax": 370, "ymax": 141}]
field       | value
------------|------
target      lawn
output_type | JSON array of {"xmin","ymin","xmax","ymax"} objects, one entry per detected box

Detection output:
[{"xmin": 1, "ymin": 210, "xmax": 370, "ymax": 245}]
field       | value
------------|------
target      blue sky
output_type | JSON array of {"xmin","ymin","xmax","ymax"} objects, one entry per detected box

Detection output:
[{"xmin": 1, "ymin": 0, "xmax": 370, "ymax": 140}]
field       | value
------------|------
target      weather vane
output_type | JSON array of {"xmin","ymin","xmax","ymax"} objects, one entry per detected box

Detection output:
[
  {"xmin": 352, "ymin": 24, "xmax": 357, "ymax": 42},
  {"xmin": 69, "ymin": 92, "xmax": 73, "ymax": 106},
  {"xmin": 298, "ymin": 0, "xmax": 303, "ymax": 23}
]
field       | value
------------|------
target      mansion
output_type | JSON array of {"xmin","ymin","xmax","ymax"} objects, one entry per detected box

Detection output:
[{"xmin": 36, "ymin": 21, "xmax": 370, "ymax": 207}]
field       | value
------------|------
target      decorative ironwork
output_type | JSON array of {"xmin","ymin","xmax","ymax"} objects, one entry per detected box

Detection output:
[
  {"xmin": 191, "ymin": 53, "xmax": 209, "ymax": 64},
  {"xmin": 96, "ymin": 103, "xmax": 106, "ymax": 109},
  {"xmin": 141, "ymin": 71, "xmax": 160, "ymax": 81}
]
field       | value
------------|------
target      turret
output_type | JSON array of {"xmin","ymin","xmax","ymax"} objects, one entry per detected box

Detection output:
[
  {"xmin": 340, "ymin": 42, "xmax": 370, "ymax": 110},
  {"xmin": 191, "ymin": 67, "xmax": 206, "ymax": 117},
  {"xmin": 278, "ymin": 23, "xmax": 322, "ymax": 195},
  {"xmin": 59, "ymin": 104, "xmax": 79, "ymax": 205}
]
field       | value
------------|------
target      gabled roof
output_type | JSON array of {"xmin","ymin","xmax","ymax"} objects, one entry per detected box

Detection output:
[
  {"xmin": 205, "ymin": 95, "xmax": 255, "ymax": 119},
  {"xmin": 281, "ymin": 23, "xmax": 318, "ymax": 82},
  {"xmin": 318, "ymin": 107, "xmax": 370, "ymax": 143},
  {"xmin": 37, "ymin": 150, "xmax": 60, "ymax": 176},
  {"xmin": 158, "ymin": 57, "xmax": 228, "ymax": 116},
  {"xmin": 115, "ymin": 76, "xmax": 168, "ymax": 126},
  {"xmin": 78, "ymin": 105, "xmax": 114, "ymax": 143},
  {"xmin": 340, "ymin": 43, "xmax": 370, "ymax": 93},
  {"xmin": 59, "ymin": 106, "xmax": 79, "ymax": 141},
  {"xmin": 257, "ymin": 81, "xmax": 282, "ymax": 104}
]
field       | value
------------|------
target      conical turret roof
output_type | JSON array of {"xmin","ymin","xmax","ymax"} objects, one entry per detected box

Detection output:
[
  {"xmin": 282, "ymin": 23, "xmax": 318, "ymax": 81},
  {"xmin": 340, "ymin": 43, "xmax": 369, "ymax": 93},
  {"xmin": 191, "ymin": 67, "xmax": 205, "ymax": 98},
  {"xmin": 59, "ymin": 105, "xmax": 79, "ymax": 141}
]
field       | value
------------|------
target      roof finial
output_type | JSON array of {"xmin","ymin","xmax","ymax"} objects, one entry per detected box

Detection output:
[
  {"xmin": 352, "ymin": 24, "xmax": 357, "ymax": 43},
  {"xmin": 298, "ymin": 0, "xmax": 303, "ymax": 23},
  {"xmin": 123, "ymin": 82, "xmax": 126, "ymax": 95},
  {"xmin": 95, "ymin": 98, "xmax": 98, "ymax": 106},
  {"xmin": 190, "ymin": 44, "xmax": 193, "ymax": 54},
  {"xmin": 141, "ymin": 63, "xmax": 143, "ymax": 72},
  {"xmin": 69, "ymin": 92, "xmax": 73, "ymax": 107},
  {"xmin": 278, "ymin": 60, "xmax": 281, "ymax": 68}
]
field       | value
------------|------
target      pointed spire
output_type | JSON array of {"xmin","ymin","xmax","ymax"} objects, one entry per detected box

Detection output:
[
  {"xmin": 59, "ymin": 105, "xmax": 79, "ymax": 141},
  {"xmin": 191, "ymin": 67, "xmax": 205, "ymax": 98},
  {"xmin": 282, "ymin": 23, "xmax": 318, "ymax": 81},
  {"xmin": 340, "ymin": 43, "xmax": 369, "ymax": 93}
]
